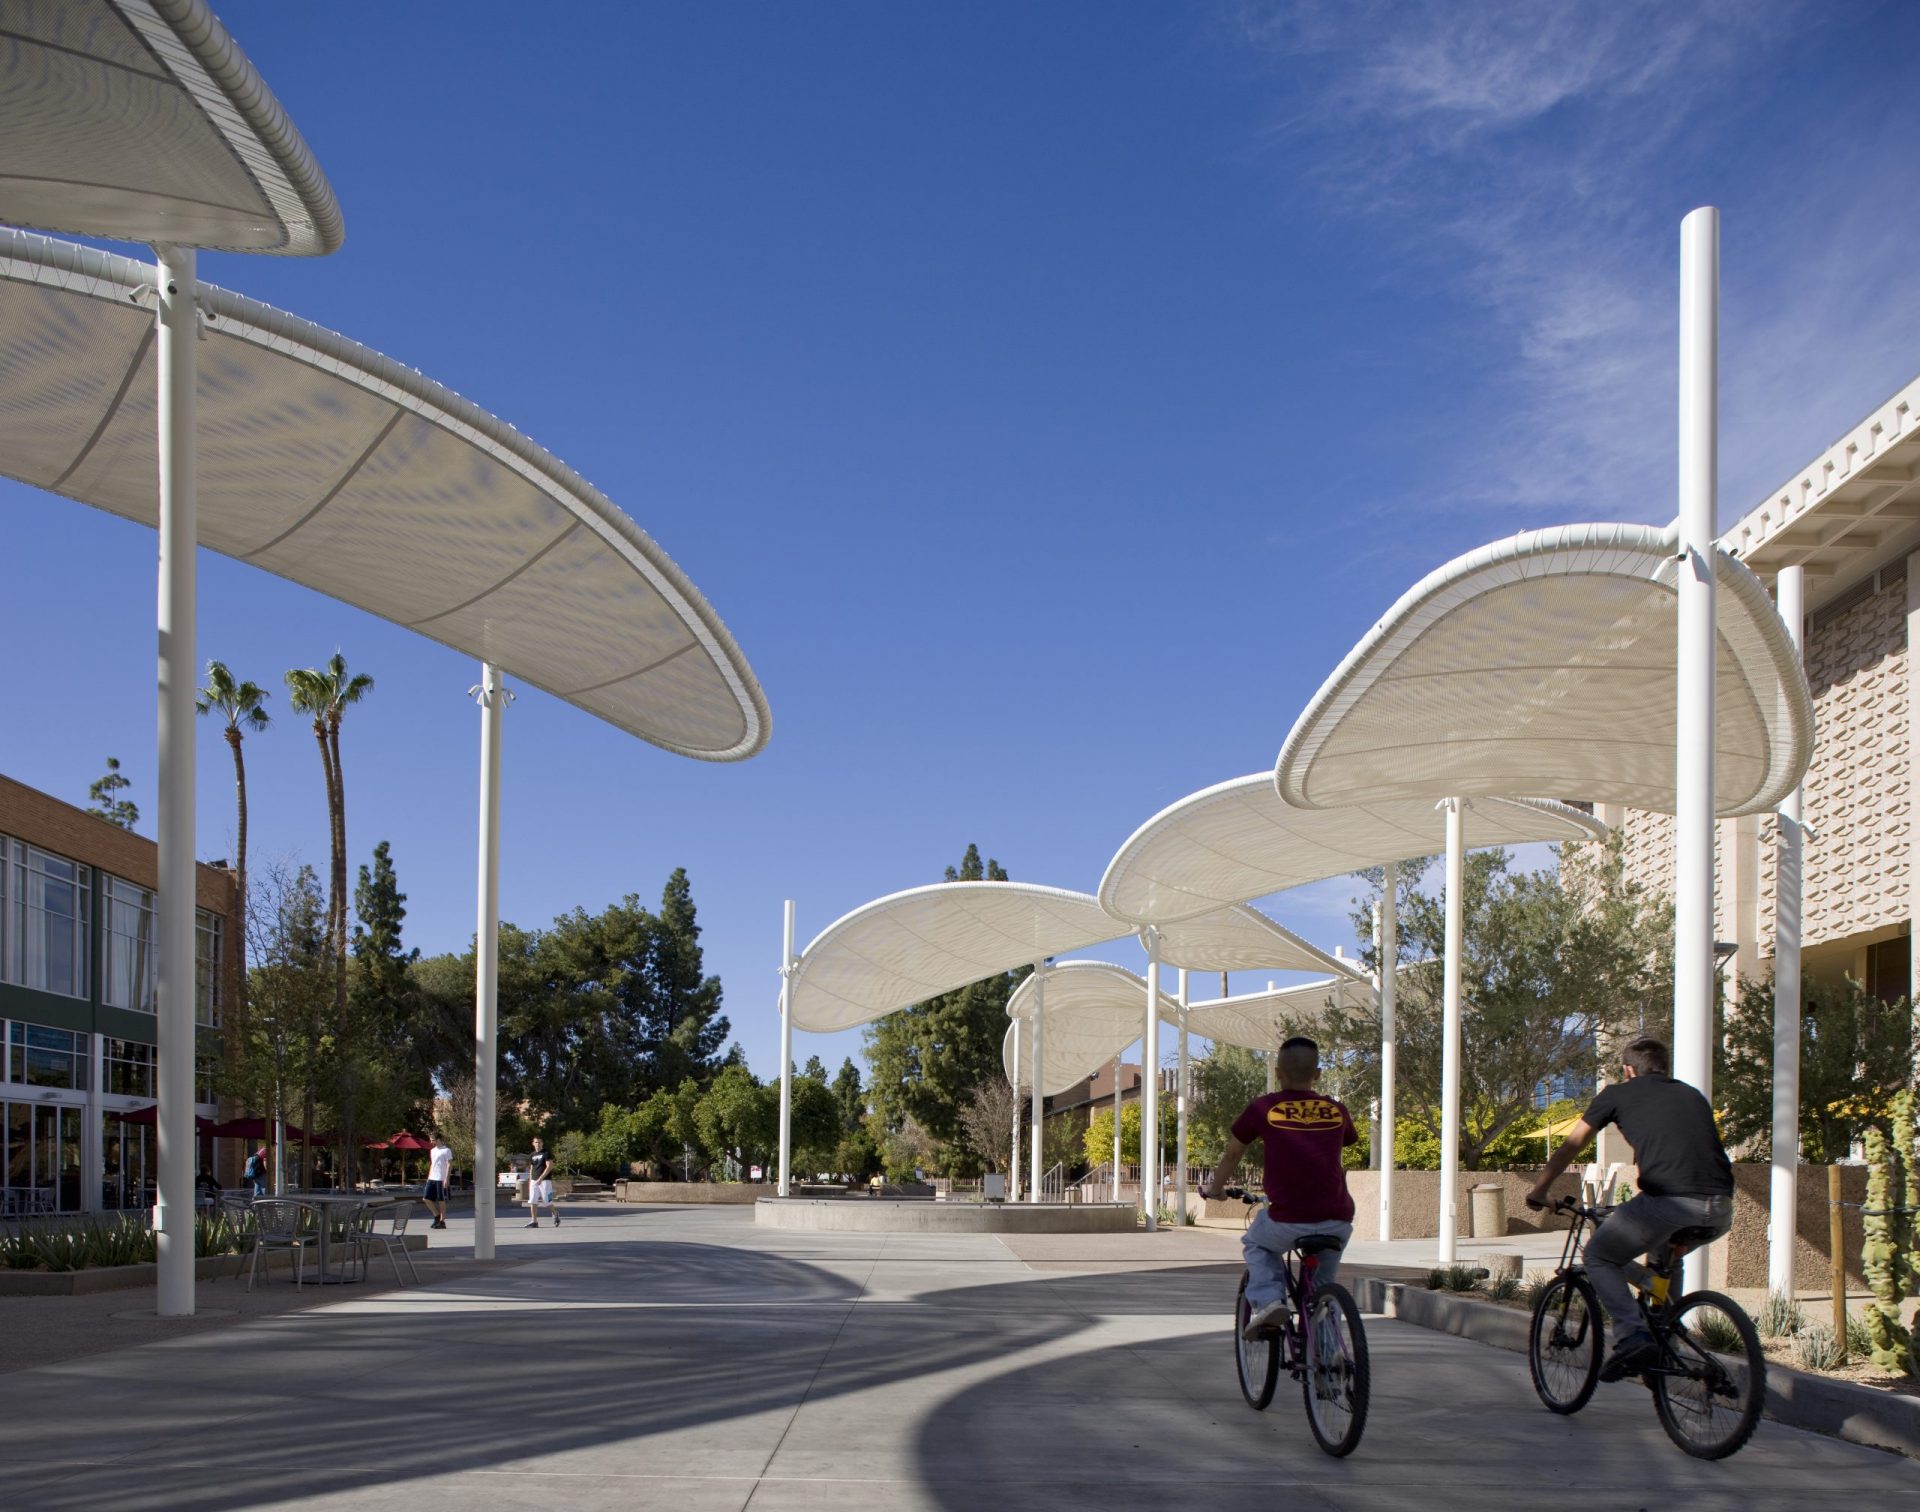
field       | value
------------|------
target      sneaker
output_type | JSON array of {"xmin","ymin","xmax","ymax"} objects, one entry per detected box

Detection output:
[
  {"xmin": 553, "ymin": 1213, "xmax": 561, "ymax": 1226},
  {"xmin": 1242, "ymin": 1299, "xmax": 1289, "ymax": 1339},
  {"xmin": 525, "ymin": 1220, "xmax": 540, "ymax": 1228},
  {"xmin": 1599, "ymin": 1332, "xmax": 1658, "ymax": 1382}
]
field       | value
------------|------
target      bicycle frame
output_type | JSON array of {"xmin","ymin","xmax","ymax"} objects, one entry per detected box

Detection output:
[{"xmin": 1548, "ymin": 1198, "xmax": 1699, "ymax": 1330}]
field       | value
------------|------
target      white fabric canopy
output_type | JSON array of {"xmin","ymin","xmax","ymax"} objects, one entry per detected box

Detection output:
[
  {"xmin": 1184, "ymin": 972, "xmax": 1386, "ymax": 1054},
  {"xmin": 1001, "ymin": 961, "xmax": 1180, "ymax": 1098},
  {"xmin": 786, "ymin": 882, "xmax": 1127, "ymax": 1034},
  {"xmin": 1275, "ymin": 522, "xmax": 1813, "ymax": 816},
  {"xmin": 1101, "ymin": 776, "xmax": 1608, "ymax": 925},
  {"xmin": 0, "ymin": 0, "xmax": 343, "ymax": 255},
  {"xmin": 0, "ymin": 231, "xmax": 769, "ymax": 760},
  {"xmin": 1149, "ymin": 902, "xmax": 1360, "ymax": 977}
]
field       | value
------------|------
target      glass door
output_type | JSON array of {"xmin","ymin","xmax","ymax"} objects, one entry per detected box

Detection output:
[{"xmin": 2, "ymin": 1101, "xmax": 83, "ymax": 1214}]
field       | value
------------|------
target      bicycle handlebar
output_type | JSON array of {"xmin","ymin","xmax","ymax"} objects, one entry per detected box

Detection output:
[{"xmin": 1221, "ymin": 1185, "xmax": 1264, "ymax": 1206}]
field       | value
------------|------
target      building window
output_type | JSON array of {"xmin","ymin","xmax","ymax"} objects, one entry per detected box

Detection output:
[
  {"xmin": 102, "ymin": 1038, "xmax": 156, "ymax": 1098},
  {"xmin": 196, "ymin": 909, "xmax": 221, "ymax": 1028},
  {"xmin": 104, "ymin": 877, "xmax": 157, "ymax": 1013},
  {"xmin": 3, "ymin": 840, "xmax": 91, "ymax": 1000},
  {"xmin": 7, "ymin": 1022, "xmax": 88, "ymax": 1090},
  {"xmin": 1867, "ymin": 936, "xmax": 1911, "ymax": 1006}
]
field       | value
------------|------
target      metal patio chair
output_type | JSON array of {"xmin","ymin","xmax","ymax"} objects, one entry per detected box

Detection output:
[
  {"xmin": 243, "ymin": 1199, "xmax": 314, "ymax": 1290},
  {"xmin": 351, "ymin": 1202, "xmax": 417, "ymax": 1286}
]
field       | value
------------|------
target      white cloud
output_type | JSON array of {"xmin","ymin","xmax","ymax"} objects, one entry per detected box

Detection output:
[{"xmin": 1236, "ymin": 1, "xmax": 1919, "ymax": 536}]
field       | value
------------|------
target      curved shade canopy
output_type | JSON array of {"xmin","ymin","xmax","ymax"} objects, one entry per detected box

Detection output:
[
  {"xmin": 1275, "ymin": 523, "xmax": 1813, "ymax": 817},
  {"xmin": 0, "ymin": 232, "xmax": 769, "ymax": 760},
  {"xmin": 1149, "ymin": 903, "xmax": 1359, "ymax": 977},
  {"xmin": 1184, "ymin": 973, "xmax": 1383, "ymax": 1054},
  {"xmin": 0, "ymin": 0, "xmax": 343, "ymax": 254},
  {"xmin": 1001, "ymin": 962, "xmax": 1181, "ymax": 1097},
  {"xmin": 786, "ymin": 882, "xmax": 1127, "ymax": 1035},
  {"xmin": 1102, "ymin": 775, "xmax": 1609, "ymax": 925}
]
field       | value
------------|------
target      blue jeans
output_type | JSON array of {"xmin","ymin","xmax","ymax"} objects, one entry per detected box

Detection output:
[
  {"xmin": 1585, "ymin": 1192, "xmax": 1733, "ymax": 1344},
  {"xmin": 1242, "ymin": 1210, "xmax": 1353, "ymax": 1310}
]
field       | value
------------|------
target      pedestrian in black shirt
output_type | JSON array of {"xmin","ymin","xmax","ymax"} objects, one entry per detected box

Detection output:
[{"xmin": 1526, "ymin": 1037, "xmax": 1734, "ymax": 1382}]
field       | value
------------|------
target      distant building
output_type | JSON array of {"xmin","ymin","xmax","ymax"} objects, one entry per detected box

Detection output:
[
  {"xmin": 0, "ymin": 773, "xmax": 238, "ymax": 1214},
  {"xmin": 1611, "ymin": 372, "xmax": 1920, "ymax": 1009}
]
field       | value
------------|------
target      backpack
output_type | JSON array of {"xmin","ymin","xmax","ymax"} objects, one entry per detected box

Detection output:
[{"xmin": 244, "ymin": 1154, "xmax": 259, "ymax": 1180}]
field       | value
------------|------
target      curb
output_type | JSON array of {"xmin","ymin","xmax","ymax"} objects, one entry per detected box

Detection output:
[
  {"xmin": 1349, "ymin": 1277, "xmax": 1920, "ymax": 1461},
  {"xmin": 0, "ymin": 1233, "xmax": 430, "ymax": 1296}
]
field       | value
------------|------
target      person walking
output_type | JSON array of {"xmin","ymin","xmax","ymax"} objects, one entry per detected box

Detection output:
[
  {"xmin": 525, "ymin": 1136, "xmax": 560, "ymax": 1228},
  {"xmin": 422, "ymin": 1132, "xmax": 454, "ymax": 1230},
  {"xmin": 244, "ymin": 1144, "xmax": 268, "ymax": 1199}
]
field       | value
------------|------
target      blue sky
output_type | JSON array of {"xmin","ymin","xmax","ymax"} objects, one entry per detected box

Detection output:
[{"xmin": 4, "ymin": 1, "xmax": 1919, "ymax": 1081}]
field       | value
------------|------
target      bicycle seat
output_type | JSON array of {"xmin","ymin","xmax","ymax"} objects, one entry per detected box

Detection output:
[
  {"xmin": 1292, "ymin": 1234, "xmax": 1344, "ymax": 1257},
  {"xmin": 1669, "ymin": 1225, "xmax": 1720, "ymax": 1248}
]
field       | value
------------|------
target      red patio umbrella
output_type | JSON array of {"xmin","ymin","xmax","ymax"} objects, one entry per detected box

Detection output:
[
  {"xmin": 114, "ymin": 1104, "xmax": 216, "ymax": 1134},
  {"xmin": 208, "ymin": 1115, "xmax": 307, "ymax": 1141},
  {"xmin": 367, "ymin": 1131, "xmax": 431, "ymax": 1183}
]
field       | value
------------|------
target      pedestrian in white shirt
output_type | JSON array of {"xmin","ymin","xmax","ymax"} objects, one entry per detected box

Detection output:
[{"xmin": 422, "ymin": 1134, "xmax": 454, "ymax": 1230}]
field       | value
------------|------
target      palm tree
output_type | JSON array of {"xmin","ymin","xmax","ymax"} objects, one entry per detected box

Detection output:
[
  {"xmin": 285, "ymin": 653, "xmax": 373, "ymax": 1182},
  {"xmin": 196, "ymin": 662, "xmax": 270, "ymax": 1055}
]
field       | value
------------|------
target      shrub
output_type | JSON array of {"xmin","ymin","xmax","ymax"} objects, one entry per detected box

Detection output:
[
  {"xmin": 1487, "ymin": 1273, "xmax": 1522, "ymax": 1302},
  {"xmin": 1694, "ymin": 1308, "xmax": 1744, "ymax": 1354},
  {"xmin": 1795, "ymin": 1324, "xmax": 1843, "ymax": 1372},
  {"xmin": 1758, "ymin": 1291, "xmax": 1806, "ymax": 1340},
  {"xmin": 1424, "ymin": 1264, "xmax": 1485, "ymax": 1292},
  {"xmin": 1519, "ymin": 1271, "xmax": 1556, "ymax": 1310}
]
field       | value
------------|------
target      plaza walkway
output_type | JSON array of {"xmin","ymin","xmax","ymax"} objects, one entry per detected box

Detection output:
[{"xmin": 1, "ymin": 1204, "xmax": 1909, "ymax": 1510}]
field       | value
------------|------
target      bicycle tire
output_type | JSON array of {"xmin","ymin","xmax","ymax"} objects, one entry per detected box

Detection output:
[
  {"xmin": 1301, "ymin": 1282, "xmax": 1369, "ymax": 1457},
  {"xmin": 1234, "ymin": 1270, "xmax": 1279, "ymax": 1410},
  {"xmin": 1528, "ymin": 1274, "xmax": 1602, "ymax": 1414},
  {"xmin": 1650, "ymin": 1289, "xmax": 1766, "ymax": 1460}
]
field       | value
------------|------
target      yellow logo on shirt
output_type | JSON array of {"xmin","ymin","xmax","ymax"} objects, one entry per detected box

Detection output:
[{"xmin": 1266, "ymin": 1098, "xmax": 1344, "ymax": 1131}]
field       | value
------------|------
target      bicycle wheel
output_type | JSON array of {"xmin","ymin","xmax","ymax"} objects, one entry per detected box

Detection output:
[
  {"xmin": 1650, "ymin": 1290, "xmax": 1766, "ymax": 1460},
  {"xmin": 1528, "ymin": 1274, "xmax": 1602, "ymax": 1414},
  {"xmin": 1301, "ymin": 1283, "xmax": 1370, "ymax": 1457},
  {"xmin": 1234, "ymin": 1271, "xmax": 1279, "ymax": 1410}
]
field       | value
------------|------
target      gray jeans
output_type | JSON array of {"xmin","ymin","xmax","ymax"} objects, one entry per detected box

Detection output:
[
  {"xmin": 1242, "ymin": 1210, "xmax": 1353, "ymax": 1310},
  {"xmin": 1584, "ymin": 1192, "xmax": 1732, "ymax": 1343}
]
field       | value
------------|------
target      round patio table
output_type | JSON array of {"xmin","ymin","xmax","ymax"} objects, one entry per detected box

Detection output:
[{"xmin": 285, "ymin": 1193, "xmax": 397, "ymax": 1285}]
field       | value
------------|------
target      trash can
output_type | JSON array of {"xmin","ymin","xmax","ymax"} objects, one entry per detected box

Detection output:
[{"xmin": 1470, "ymin": 1183, "xmax": 1507, "ymax": 1239}]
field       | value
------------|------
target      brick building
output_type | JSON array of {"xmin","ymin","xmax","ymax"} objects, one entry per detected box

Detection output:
[
  {"xmin": 1609, "ymin": 372, "xmax": 1920, "ymax": 1004},
  {"xmin": 0, "ymin": 773, "xmax": 239, "ymax": 1214}
]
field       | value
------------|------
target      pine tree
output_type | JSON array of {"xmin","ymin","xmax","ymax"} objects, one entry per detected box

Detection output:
[{"xmin": 86, "ymin": 757, "xmax": 139, "ymax": 830}]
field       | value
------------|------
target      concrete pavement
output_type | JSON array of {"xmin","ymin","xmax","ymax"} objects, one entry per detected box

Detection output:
[{"xmin": 0, "ymin": 1202, "xmax": 1910, "ymax": 1509}]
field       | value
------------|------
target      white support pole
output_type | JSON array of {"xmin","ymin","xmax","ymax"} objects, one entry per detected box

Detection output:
[
  {"xmin": 1675, "ymin": 205, "xmax": 1720, "ymax": 1298},
  {"xmin": 1377, "ymin": 863, "xmax": 1398, "ymax": 1242},
  {"xmin": 1111, "ymin": 1055, "xmax": 1122, "ymax": 1201},
  {"xmin": 1438, "ymin": 798, "xmax": 1466, "ymax": 1265},
  {"xmin": 1028, "ymin": 962, "xmax": 1046, "ymax": 1203},
  {"xmin": 1143, "ymin": 929, "xmax": 1162, "ymax": 1232},
  {"xmin": 1770, "ymin": 565, "xmax": 1805, "ymax": 1296},
  {"xmin": 1265, "ymin": 980, "xmax": 1278, "ymax": 1093},
  {"xmin": 472, "ymin": 661, "xmax": 508, "ymax": 1262},
  {"xmin": 1176, "ymin": 968, "xmax": 1190, "ymax": 1227},
  {"xmin": 1009, "ymin": 1015, "xmax": 1023, "ymax": 1201},
  {"xmin": 153, "ymin": 243, "xmax": 197, "ymax": 1318},
  {"xmin": 777, "ymin": 899, "xmax": 795, "ymax": 1197}
]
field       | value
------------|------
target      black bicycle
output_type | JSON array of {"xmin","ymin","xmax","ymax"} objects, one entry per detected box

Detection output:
[
  {"xmin": 1224, "ymin": 1186, "xmax": 1370, "ymax": 1457},
  {"xmin": 1527, "ymin": 1195, "xmax": 1765, "ymax": 1459}
]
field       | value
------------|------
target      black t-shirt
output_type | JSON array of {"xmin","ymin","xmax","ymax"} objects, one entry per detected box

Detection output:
[
  {"xmin": 1582, "ymin": 1074, "xmax": 1733, "ymax": 1198},
  {"xmin": 528, "ymin": 1149, "xmax": 551, "ymax": 1181}
]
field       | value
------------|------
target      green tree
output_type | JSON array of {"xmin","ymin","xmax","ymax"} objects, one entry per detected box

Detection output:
[
  {"xmin": 863, "ymin": 845, "xmax": 1025, "ymax": 1171},
  {"xmin": 1190, "ymin": 1044, "xmax": 1267, "ymax": 1165},
  {"xmin": 1718, "ymin": 971, "xmax": 1913, "ymax": 1162},
  {"xmin": 231, "ymin": 862, "xmax": 332, "ymax": 1186},
  {"xmin": 196, "ymin": 662, "xmax": 270, "ymax": 1050},
  {"xmin": 1083, "ymin": 1099, "xmax": 1175, "ymax": 1168},
  {"xmin": 337, "ymin": 841, "xmax": 423, "ymax": 1176},
  {"xmin": 832, "ymin": 1058, "xmax": 867, "ymax": 1132},
  {"xmin": 1314, "ymin": 836, "xmax": 1670, "ymax": 1168},
  {"xmin": 790, "ymin": 1074, "xmax": 842, "ymax": 1176},
  {"xmin": 86, "ymin": 756, "xmax": 139, "ymax": 830},
  {"xmin": 694, "ymin": 1064, "xmax": 778, "ymax": 1177}
]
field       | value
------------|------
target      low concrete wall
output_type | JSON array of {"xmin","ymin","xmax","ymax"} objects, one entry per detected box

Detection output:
[
  {"xmin": 1195, "ymin": 1170, "xmax": 1581, "ymax": 1237},
  {"xmin": 615, "ymin": 1181, "xmax": 764, "ymax": 1205},
  {"xmin": 755, "ymin": 1199, "xmax": 1138, "ymax": 1234}
]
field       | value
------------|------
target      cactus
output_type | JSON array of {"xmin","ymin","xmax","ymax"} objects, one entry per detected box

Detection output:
[
  {"xmin": 1862, "ymin": 1125, "xmax": 1913, "ymax": 1372},
  {"xmin": 1896, "ymin": 1090, "xmax": 1920, "ymax": 1299}
]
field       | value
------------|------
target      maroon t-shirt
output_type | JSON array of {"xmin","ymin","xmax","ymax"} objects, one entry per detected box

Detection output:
[{"xmin": 1230, "ymin": 1090, "xmax": 1359, "ymax": 1224}]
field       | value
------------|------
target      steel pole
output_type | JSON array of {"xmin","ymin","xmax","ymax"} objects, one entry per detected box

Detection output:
[
  {"xmin": 1176, "ymin": 969, "xmax": 1190, "ymax": 1227},
  {"xmin": 1377, "ymin": 863, "xmax": 1398, "ymax": 1242},
  {"xmin": 1265, "ymin": 980, "xmax": 1278, "ymax": 1093},
  {"xmin": 1028, "ymin": 963, "xmax": 1046, "ymax": 1202},
  {"xmin": 1770, "ymin": 564, "xmax": 1805, "ymax": 1295},
  {"xmin": 777, "ymin": 899, "xmax": 795, "ymax": 1196},
  {"xmin": 1143, "ymin": 930, "xmax": 1161, "ymax": 1232},
  {"xmin": 1675, "ymin": 205, "xmax": 1720, "ymax": 1297},
  {"xmin": 153, "ymin": 243, "xmax": 197, "ymax": 1318},
  {"xmin": 1009, "ymin": 1015, "xmax": 1023, "ymax": 1200},
  {"xmin": 472, "ymin": 662, "xmax": 507, "ymax": 1261},
  {"xmin": 1111, "ymin": 1055, "xmax": 1122, "ymax": 1200},
  {"xmin": 1438, "ymin": 798, "xmax": 1466, "ymax": 1264}
]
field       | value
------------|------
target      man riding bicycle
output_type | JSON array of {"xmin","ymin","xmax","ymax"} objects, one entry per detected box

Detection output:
[
  {"xmin": 1526, "ymin": 1036, "xmax": 1734, "ymax": 1382},
  {"xmin": 1201, "ymin": 1036, "xmax": 1359, "ymax": 1338}
]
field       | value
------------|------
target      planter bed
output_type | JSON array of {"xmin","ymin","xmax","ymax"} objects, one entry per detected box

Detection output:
[{"xmin": 0, "ymin": 1233, "xmax": 428, "ymax": 1297}]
